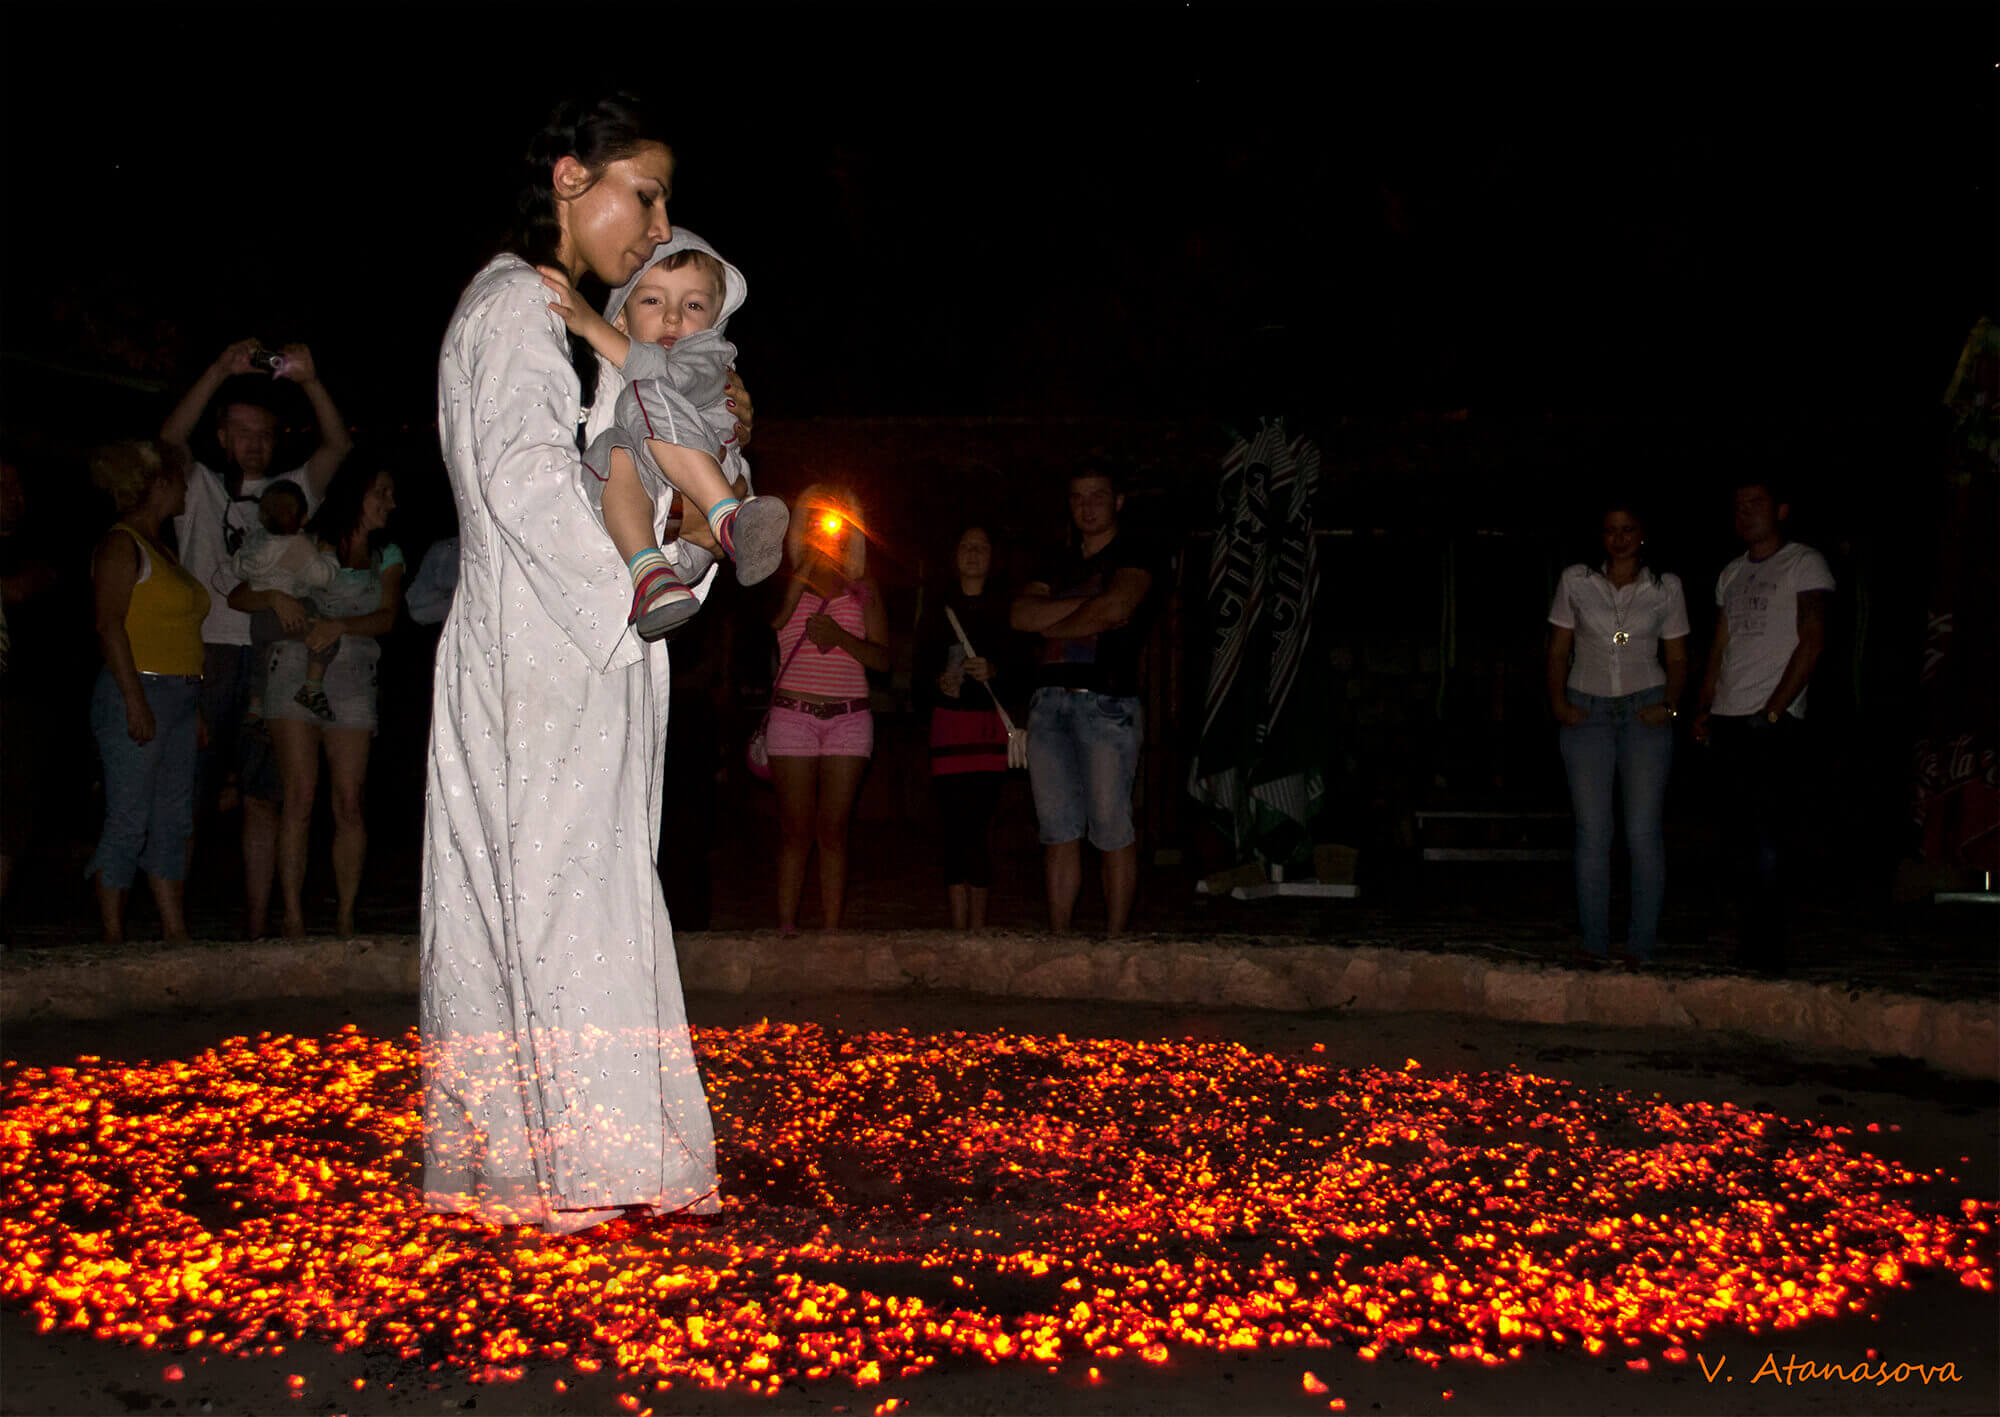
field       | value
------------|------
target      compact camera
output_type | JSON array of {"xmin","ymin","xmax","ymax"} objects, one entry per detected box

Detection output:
[{"xmin": 248, "ymin": 348, "xmax": 290, "ymax": 376}]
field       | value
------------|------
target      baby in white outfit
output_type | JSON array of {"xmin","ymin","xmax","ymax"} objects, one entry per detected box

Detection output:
[{"xmin": 230, "ymin": 482, "xmax": 341, "ymax": 720}]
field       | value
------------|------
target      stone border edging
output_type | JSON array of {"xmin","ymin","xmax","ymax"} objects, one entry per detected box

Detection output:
[{"xmin": 3, "ymin": 931, "xmax": 1994, "ymax": 1082}]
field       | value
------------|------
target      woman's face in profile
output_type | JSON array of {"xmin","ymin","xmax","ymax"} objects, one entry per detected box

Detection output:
[
  {"xmin": 954, "ymin": 528, "xmax": 992, "ymax": 582},
  {"xmin": 565, "ymin": 144, "xmax": 675, "ymax": 286}
]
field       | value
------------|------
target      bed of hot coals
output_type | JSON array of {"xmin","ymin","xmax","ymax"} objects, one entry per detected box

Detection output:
[{"xmin": 2, "ymin": 1022, "xmax": 1992, "ymax": 1411}]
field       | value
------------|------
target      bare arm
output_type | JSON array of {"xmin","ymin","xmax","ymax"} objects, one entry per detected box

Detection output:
[
  {"xmin": 1635, "ymin": 635, "xmax": 1689, "ymax": 726},
  {"xmin": 1762, "ymin": 589, "xmax": 1829, "ymax": 718},
  {"xmin": 856, "ymin": 580, "xmax": 891, "ymax": 672},
  {"xmin": 159, "ymin": 339, "xmax": 259, "ymax": 462},
  {"xmin": 225, "ymin": 582, "xmax": 309, "ymax": 632},
  {"xmin": 1661, "ymin": 636, "xmax": 1689, "ymax": 707},
  {"xmin": 1546, "ymin": 625, "xmax": 1583, "ymax": 724},
  {"xmin": 91, "ymin": 532, "xmax": 153, "ymax": 744},
  {"xmin": 1010, "ymin": 580, "xmax": 1068, "ymax": 633},
  {"xmin": 1042, "ymin": 566, "xmax": 1151, "ymax": 640},
  {"xmin": 770, "ymin": 574, "xmax": 812, "ymax": 631},
  {"xmin": 278, "ymin": 346, "xmax": 354, "ymax": 499},
  {"xmin": 802, "ymin": 578, "xmax": 891, "ymax": 672},
  {"xmin": 308, "ymin": 563, "xmax": 405, "ymax": 647},
  {"xmin": 537, "ymin": 266, "xmax": 632, "ymax": 368}
]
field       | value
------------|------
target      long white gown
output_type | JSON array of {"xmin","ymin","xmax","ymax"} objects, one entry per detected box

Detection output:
[{"xmin": 421, "ymin": 253, "xmax": 720, "ymax": 1233}]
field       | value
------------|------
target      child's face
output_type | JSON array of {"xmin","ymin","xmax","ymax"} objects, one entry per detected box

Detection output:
[
  {"xmin": 260, "ymin": 491, "xmax": 303, "ymax": 536},
  {"xmin": 621, "ymin": 262, "xmax": 722, "ymax": 346}
]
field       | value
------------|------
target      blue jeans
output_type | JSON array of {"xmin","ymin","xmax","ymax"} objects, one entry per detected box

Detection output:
[
  {"xmin": 1557, "ymin": 686, "xmax": 1672, "ymax": 959},
  {"xmin": 87, "ymin": 669, "xmax": 201, "ymax": 889},
  {"xmin": 1027, "ymin": 687, "xmax": 1144, "ymax": 850}
]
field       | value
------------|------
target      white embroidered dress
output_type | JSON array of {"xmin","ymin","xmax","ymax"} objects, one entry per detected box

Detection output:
[{"xmin": 421, "ymin": 254, "xmax": 719, "ymax": 1232}]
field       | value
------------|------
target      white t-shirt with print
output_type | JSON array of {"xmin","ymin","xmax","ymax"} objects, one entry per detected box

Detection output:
[
  {"xmin": 173, "ymin": 460, "xmax": 320, "ymax": 646},
  {"xmin": 1547, "ymin": 563, "xmax": 1690, "ymax": 699},
  {"xmin": 1712, "ymin": 541, "xmax": 1835, "ymax": 718}
]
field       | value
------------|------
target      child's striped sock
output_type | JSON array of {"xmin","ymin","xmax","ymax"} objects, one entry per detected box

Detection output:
[
  {"xmin": 706, "ymin": 497, "xmax": 741, "ymax": 558},
  {"xmin": 626, "ymin": 546, "xmax": 691, "ymax": 623}
]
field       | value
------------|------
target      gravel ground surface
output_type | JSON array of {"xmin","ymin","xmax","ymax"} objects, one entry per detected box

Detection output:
[{"xmin": 3, "ymin": 990, "xmax": 1994, "ymax": 1417}]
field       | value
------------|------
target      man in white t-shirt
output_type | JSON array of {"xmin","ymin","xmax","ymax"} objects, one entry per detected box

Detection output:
[
  {"xmin": 160, "ymin": 338, "xmax": 353, "ymax": 938},
  {"xmin": 1693, "ymin": 479, "xmax": 1834, "ymax": 974}
]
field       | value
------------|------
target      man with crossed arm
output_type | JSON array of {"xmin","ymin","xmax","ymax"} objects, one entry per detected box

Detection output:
[{"xmin": 1012, "ymin": 464, "xmax": 1163, "ymax": 935}]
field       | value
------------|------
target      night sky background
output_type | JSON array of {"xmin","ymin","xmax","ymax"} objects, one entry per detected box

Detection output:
[
  {"xmin": 4, "ymin": 6, "xmax": 1992, "ymax": 444},
  {"xmin": 1, "ymin": 4, "xmax": 1995, "ymax": 904}
]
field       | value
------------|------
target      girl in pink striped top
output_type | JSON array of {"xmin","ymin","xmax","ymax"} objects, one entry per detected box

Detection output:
[{"xmin": 767, "ymin": 485, "xmax": 890, "ymax": 932}]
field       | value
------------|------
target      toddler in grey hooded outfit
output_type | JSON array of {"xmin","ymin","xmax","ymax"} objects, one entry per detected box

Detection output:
[{"xmin": 540, "ymin": 229, "xmax": 786, "ymax": 642}]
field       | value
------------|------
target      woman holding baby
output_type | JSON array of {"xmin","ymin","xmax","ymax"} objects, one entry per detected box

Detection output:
[
  {"xmin": 420, "ymin": 92, "xmax": 754, "ymax": 1233},
  {"xmin": 227, "ymin": 462, "xmax": 404, "ymax": 940}
]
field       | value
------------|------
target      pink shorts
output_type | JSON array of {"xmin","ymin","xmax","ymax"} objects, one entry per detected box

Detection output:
[{"xmin": 766, "ymin": 701, "xmax": 874, "ymax": 758}]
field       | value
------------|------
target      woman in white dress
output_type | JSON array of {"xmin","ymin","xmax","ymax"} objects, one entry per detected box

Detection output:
[{"xmin": 422, "ymin": 92, "xmax": 747, "ymax": 1233}]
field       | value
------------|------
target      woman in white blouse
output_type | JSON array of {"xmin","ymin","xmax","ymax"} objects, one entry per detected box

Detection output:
[{"xmin": 1546, "ymin": 502, "xmax": 1689, "ymax": 963}]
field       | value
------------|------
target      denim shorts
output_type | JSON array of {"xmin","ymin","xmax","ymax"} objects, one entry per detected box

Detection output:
[
  {"xmin": 263, "ymin": 639, "xmax": 381, "ymax": 734},
  {"xmin": 1026, "ymin": 687, "xmax": 1144, "ymax": 850}
]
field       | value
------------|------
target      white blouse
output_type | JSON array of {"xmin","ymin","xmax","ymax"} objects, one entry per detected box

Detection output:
[{"xmin": 1548, "ymin": 563, "xmax": 1689, "ymax": 698}]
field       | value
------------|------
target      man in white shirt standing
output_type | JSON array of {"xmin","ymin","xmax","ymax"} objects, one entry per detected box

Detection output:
[
  {"xmin": 1693, "ymin": 479, "xmax": 1834, "ymax": 975},
  {"xmin": 160, "ymin": 339, "xmax": 353, "ymax": 939}
]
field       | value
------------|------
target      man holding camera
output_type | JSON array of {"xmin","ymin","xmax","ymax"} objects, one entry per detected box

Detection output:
[{"xmin": 160, "ymin": 338, "xmax": 353, "ymax": 939}]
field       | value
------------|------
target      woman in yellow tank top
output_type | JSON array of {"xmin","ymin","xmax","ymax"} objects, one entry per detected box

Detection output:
[{"xmin": 86, "ymin": 441, "xmax": 209, "ymax": 945}]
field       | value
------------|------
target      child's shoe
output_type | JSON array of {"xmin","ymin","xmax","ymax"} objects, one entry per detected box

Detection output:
[
  {"xmin": 630, "ymin": 567, "xmax": 700, "ymax": 642},
  {"xmin": 721, "ymin": 496, "xmax": 789, "ymax": 586},
  {"xmin": 294, "ymin": 682, "xmax": 335, "ymax": 721}
]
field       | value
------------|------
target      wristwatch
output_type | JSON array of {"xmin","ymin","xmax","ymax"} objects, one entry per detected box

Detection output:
[{"xmin": 1764, "ymin": 710, "xmax": 1781, "ymax": 725}]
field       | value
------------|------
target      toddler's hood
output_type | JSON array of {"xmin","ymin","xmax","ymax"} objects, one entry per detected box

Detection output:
[{"xmin": 603, "ymin": 228, "xmax": 746, "ymax": 337}]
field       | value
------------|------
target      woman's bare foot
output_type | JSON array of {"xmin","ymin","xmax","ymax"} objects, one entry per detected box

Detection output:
[{"xmin": 282, "ymin": 913, "xmax": 308, "ymax": 941}]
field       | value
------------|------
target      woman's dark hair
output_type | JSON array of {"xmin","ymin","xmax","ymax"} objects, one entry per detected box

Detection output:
[
  {"xmin": 504, "ymin": 90, "xmax": 668, "ymax": 414},
  {"xmin": 310, "ymin": 463, "xmax": 393, "ymax": 563}
]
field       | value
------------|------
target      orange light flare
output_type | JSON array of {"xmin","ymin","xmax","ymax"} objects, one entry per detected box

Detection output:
[
  {"xmin": 0, "ymin": 1024, "xmax": 1992, "ymax": 1403},
  {"xmin": 797, "ymin": 495, "xmax": 873, "ymax": 563}
]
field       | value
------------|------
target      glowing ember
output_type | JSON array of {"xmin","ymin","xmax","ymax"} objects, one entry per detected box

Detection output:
[{"xmin": 1, "ymin": 1023, "xmax": 1991, "ymax": 1401}]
